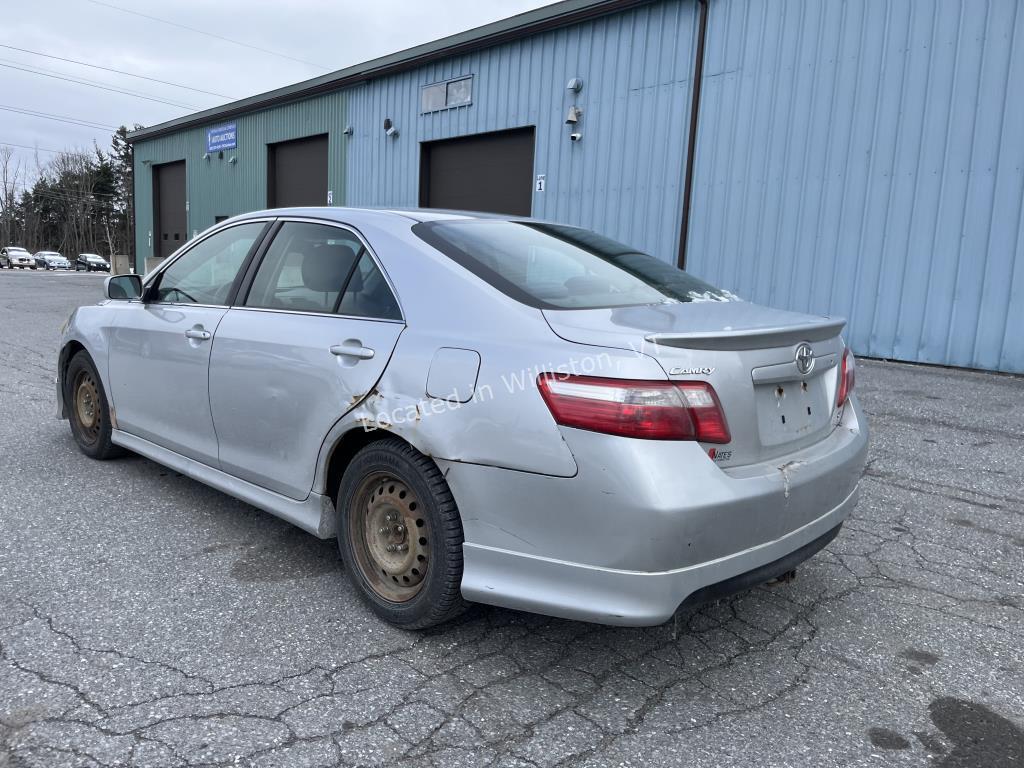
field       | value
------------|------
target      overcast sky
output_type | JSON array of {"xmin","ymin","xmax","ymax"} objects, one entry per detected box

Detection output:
[{"xmin": 1, "ymin": 0, "xmax": 554, "ymax": 183}]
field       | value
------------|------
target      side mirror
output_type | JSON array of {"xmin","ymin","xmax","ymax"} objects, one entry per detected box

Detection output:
[{"xmin": 105, "ymin": 274, "xmax": 143, "ymax": 300}]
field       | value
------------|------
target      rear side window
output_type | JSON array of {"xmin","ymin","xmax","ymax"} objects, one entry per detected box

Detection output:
[
  {"xmin": 336, "ymin": 252, "xmax": 402, "ymax": 320},
  {"xmin": 413, "ymin": 220, "xmax": 735, "ymax": 310},
  {"xmin": 154, "ymin": 222, "xmax": 266, "ymax": 305},
  {"xmin": 244, "ymin": 222, "xmax": 401, "ymax": 320}
]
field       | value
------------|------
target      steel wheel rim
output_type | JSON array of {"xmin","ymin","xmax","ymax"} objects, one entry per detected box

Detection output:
[
  {"xmin": 73, "ymin": 371, "xmax": 101, "ymax": 444},
  {"xmin": 349, "ymin": 473, "xmax": 429, "ymax": 602}
]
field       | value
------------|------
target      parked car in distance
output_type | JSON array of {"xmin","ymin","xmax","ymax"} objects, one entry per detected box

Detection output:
[
  {"xmin": 76, "ymin": 253, "xmax": 110, "ymax": 272},
  {"xmin": 35, "ymin": 251, "xmax": 71, "ymax": 270},
  {"xmin": 56, "ymin": 208, "xmax": 868, "ymax": 630},
  {"xmin": 1, "ymin": 246, "xmax": 35, "ymax": 269}
]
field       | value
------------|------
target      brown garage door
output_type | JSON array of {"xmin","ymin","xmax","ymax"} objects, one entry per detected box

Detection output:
[
  {"xmin": 268, "ymin": 134, "xmax": 328, "ymax": 208},
  {"xmin": 153, "ymin": 160, "xmax": 186, "ymax": 259},
  {"xmin": 420, "ymin": 127, "xmax": 535, "ymax": 216}
]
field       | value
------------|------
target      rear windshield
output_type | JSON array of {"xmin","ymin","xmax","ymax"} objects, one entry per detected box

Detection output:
[{"xmin": 413, "ymin": 220, "xmax": 735, "ymax": 310}]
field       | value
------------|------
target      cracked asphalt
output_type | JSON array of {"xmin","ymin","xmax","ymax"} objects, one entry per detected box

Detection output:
[{"xmin": 1, "ymin": 270, "xmax": 1022, "ymax": 768}]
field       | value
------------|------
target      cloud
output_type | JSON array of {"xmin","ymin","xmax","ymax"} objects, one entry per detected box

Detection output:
[{"xmin": 0, "ymin": 0, "xmax": 554, "ymax": 173}]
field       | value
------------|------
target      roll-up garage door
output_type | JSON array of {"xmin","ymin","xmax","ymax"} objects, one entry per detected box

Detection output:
[
  {"xmin": 268, "ymin": 134, "xmax": 328, "ymax": 208},
  {"xmin": 419, "ymin": 127, "xmax": 535, "ymax": 216},
  {"xmin": 153, "ymin": 160, "xmax": 186, "ymax": 260}
]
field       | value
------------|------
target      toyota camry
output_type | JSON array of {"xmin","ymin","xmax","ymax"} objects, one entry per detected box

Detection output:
[{"xmin": 56, "ymin": 208, "xmax": 868, "ymax": 629}]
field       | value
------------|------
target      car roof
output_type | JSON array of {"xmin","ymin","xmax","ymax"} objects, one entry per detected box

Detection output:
[{"xmin": 228, "ymin": 206, "xmax": 524, "ymax": 227}]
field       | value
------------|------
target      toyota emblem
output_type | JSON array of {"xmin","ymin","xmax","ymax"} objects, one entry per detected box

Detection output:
[{"xmin": 795, "ymin": 343, "xmax": 815, "ymax": 375}]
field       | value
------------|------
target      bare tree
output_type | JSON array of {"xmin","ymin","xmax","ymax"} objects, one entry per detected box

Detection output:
[
  {"xmin": 0, "ymin": 146, "xmax": 23, "ymax": 246},
  {"xmin": 46, "ymin": 151, "xmax": 101, "ymax": 255}
]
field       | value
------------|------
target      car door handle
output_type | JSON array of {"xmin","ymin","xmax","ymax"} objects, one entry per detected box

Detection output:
[
  {"xmin": 185, "ymin": 328, "xmax": 212, "ymax": 341},
  {"xmin": 330, "ymin": 342, "xmax": 375, "ymax": 360}
]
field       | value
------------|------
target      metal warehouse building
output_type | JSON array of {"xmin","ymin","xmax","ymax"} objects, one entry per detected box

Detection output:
[{"xmin": 128, "ymin": 0, "xmax": 1024, "ymax": 374}]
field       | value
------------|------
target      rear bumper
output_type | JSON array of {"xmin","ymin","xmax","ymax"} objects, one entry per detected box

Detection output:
[
  {"xmin": 445, "ymin": 396, "xmax": 868, "ymax": 625},
  {"xmin": 461, "ymin": 488, "xmax": 854, "ymax": 625}
]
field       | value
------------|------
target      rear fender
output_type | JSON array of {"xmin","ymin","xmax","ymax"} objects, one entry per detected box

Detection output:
[{"xmin": 310, "ymin": 334, "xmax": 668, "ymax": 495}]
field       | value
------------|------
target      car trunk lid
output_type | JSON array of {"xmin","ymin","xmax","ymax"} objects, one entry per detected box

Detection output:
[{"xmin": 543, "ymin": 300, "xmax": 847, "ymax": 468}]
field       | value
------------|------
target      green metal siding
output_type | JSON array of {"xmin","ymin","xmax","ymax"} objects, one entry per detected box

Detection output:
[{"xmin": 132, "ymin": 92, "xmax": 347, "ymax": 272}]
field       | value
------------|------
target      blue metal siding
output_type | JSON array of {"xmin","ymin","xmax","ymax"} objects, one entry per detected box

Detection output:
[
  {"xmin": 345, "ymin": 0, "xmax": 700, "ymax": 263},
  {"xmin": 687, "ymin": 0, "xmax": 1024, "ymax": 372}
]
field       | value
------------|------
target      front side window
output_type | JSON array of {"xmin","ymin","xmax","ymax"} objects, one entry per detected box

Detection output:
[
  {"xmin": 413, "ymin": 220, "xmax": 737, "ymax": 310},
  {"xmin": 153, "ymin": 222, "xmax": 266, "ymax": 305},
  {"xmin": 244, "ymin": 222, "xmax": 401, "ymax": 320}
]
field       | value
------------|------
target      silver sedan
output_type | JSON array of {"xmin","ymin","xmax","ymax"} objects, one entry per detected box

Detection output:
[{"xmin": 56, "ymin": 209, "xmax": 868, "ymax": 628}]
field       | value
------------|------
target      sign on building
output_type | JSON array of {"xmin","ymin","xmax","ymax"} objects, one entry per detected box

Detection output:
[{"xmin": 206, "ymin": 123, "xmax": 237, "ymax": 152}]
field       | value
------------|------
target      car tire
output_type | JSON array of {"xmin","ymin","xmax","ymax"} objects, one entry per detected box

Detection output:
[
  {"xmin": 337, "ymin": 437, "xmax": 469, "ymax": 630},
  {"xmin": 64, "ymin": 351, "xmax": 124, "ymax": 460}
]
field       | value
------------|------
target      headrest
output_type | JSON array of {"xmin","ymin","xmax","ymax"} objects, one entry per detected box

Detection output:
[{"xmin": 301, "ymin": 244, "xmax": 355, "ymax": 292}]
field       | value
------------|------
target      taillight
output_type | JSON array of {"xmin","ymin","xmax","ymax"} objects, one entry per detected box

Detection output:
[
  {"xmin": 536, "ymin": 374, "xmax": 731, "ymax": 443},
  {"xmin": 836, "ymin": 347, "xmax": 856, "ymax": 408}
]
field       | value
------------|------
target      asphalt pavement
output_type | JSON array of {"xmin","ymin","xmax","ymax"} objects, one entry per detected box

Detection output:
[{"xmin": 0, "ymin": 269, "xmax": 1021, "ymax": 767}]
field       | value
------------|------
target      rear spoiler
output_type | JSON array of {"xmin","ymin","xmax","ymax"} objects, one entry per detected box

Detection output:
[{"xmin": 644, "ymin": 317, "xmax": 846, "ymax": 351}]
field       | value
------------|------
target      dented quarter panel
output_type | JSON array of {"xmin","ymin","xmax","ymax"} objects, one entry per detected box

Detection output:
[{"xmin": 303, "ymin": 214, "xmax": 668, "ymax": 485}]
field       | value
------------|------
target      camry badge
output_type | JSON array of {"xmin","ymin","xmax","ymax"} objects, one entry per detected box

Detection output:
[
  {"xmin": 795, "ymin": 343, "xmax": 815, "ymax": 375},
  {"xmin": 669, "ymin": 366, "xmax": 715, "ymax": 376}
]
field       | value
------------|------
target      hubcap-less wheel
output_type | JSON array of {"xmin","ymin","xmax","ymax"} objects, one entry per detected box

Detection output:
[
  {"xmin": 74, "ymin": 370, "xmax": 101, "ymax": 445},
  {"xmin": 350, "ymin": 474, "xmax": 429, "ymax": 602}
]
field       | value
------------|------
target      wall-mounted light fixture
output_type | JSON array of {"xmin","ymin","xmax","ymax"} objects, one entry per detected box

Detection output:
[
  {"xmin": 383, "ymin": 118, "xmax": 399, "ymax": 138},
  {"xmin": 202, "ymin": 152, "xmax": 211, "ymax": 161},
  {"xmin": 227, "ymin": 156, "xmax": 237, "ymax": 164},
  {"xmin": 567, "ymin": 77, "xmax": 584, "ymax": 93},
  {"xmin": 565, "ymin": 105, "xmax": 583, "ymax": 125},
  {"xmin": 342, "ymin": 125, "xmax": 354, "ymax": 136}
]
